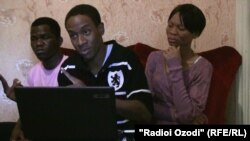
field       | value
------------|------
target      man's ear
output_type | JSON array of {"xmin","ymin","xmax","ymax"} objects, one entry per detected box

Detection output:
[{"xmin": 97, "ymin": 22, "xmax": 105, "ymax": 35}]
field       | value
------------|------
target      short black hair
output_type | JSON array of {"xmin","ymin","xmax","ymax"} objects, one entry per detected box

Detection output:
[
  {"xmin": 65, "ymin": 4, "xmax": 101, "ymax": 27},
  {"xmin": 168, "ymin": 3, "xmax": 206, "ymax": 36},
  {"xmin": 31, "ymin": 17, "xmax": 61, "ymax": 38}
]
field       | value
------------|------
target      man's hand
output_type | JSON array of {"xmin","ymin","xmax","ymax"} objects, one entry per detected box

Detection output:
[
  {"xmin": 60, "ymin": 68, "xmax": 86, "ymax": 87},
  {"xmin": 0, "ymin": 73, "xmax": 10, "ymax": 94},
  {"xmin": 7, "ymin": 79, "xmax": 22, "ymax": 101}
]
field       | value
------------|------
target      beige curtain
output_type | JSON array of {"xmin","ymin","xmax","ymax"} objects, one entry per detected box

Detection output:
[{"xmin": 236, "ymin": 0, "xmax": 250, "ymax": 124}]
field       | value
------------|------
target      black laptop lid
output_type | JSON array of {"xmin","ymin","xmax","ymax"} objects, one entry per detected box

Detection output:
[{"xmin": 15, "ymin": 86, "xmax": 117, "ymax": 141}]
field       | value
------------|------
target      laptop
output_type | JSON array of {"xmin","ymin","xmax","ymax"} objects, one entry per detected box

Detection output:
[{"xmin": 15, "ymin": 86, "xmax": 117, "ymax": 141}]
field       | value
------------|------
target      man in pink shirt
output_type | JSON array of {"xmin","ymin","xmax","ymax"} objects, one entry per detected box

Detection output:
[
  {"xmin": 27, "ymin": 18, "xmax": 68, "ymax": 87},
  {"xmin": 7, "ymin": 17, "xmax": 68, "ymax": 100},
  {"xmin": 8, "ymin": 17, "xmax": 68, "ymax": 140}
]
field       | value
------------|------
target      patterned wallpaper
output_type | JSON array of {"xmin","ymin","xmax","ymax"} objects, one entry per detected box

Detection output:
[{"xmin": 0, "ymin": 0, "xmax": 235, "ymax": 121}]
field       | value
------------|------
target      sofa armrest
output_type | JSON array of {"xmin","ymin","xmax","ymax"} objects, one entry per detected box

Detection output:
[{"xmin": 198, "ymin": 46, "xmax": 242, "ymax": 124}]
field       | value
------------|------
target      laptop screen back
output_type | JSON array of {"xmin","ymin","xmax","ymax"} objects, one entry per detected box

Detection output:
[{"xmin": 15, "ymin": 86, "xmax": 117, "ymax": 141}]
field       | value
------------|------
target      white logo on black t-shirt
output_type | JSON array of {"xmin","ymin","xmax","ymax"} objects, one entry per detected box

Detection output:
[{"xmin": 107, "ymin": 70, "xmax": 124, "ymax": 91}]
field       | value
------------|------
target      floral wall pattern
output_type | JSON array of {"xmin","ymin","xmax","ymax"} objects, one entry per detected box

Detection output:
[
  {"xmin": 0, "ymin": 0, "xmax": 236, "ymax": 83},
  {"xmin": 0, "ymin": 0, "xmax": 235, "ymax": 121}
]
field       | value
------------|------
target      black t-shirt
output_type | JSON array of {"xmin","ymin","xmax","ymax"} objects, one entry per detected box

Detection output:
[{"xmin": 58, "ymin": 40, "xmax": 153, "ymax": 129}]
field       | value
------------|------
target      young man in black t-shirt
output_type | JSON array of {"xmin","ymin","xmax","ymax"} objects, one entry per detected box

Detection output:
[{"xmin": 58, "ymin": 4, "xmax": 153, "ymax": 140}]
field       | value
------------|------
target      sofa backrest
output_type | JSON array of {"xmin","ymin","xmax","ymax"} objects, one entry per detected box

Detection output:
[
  {"xmin": 127, "ymin": 43, "xmax": 158, "ymax": 68},
  {"xmin": 61, "ymin": 47, "xmax": 76, "ymax": 56}
]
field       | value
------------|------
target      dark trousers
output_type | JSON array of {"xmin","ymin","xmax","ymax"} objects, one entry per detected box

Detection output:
[{"xmin": 0, "ymin": 122, "xmax": 16, "ymax": 141}]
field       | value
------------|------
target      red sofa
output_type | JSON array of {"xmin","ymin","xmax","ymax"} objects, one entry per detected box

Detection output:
[{"xmin": 61, "ymin": 43, "xmax": 242, "ymax": 124}]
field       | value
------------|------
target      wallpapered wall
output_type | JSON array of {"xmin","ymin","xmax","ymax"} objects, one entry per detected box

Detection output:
[
  {"xmin": 0, "ymin": 0, "xmax": 235, "ymax": 121},
  {"xmin": 0, "ymin": 0, "xmax": 235, "ymax": 85},
  {"xmin": 0, "ymin": 0, "xmax": 236, "ymax": 121}
]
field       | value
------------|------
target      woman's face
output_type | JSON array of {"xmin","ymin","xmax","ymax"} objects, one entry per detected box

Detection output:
[{"xmin": 166, "ymin": 12, "xmax": 195, "ymax": 47}]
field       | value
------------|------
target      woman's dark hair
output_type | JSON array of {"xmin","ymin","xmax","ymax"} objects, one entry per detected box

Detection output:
[
  {"xmin": 31, "ymin": 17, "xmax": 61, "ymax": 38},
  {"xmin": 65, "ymin": 4, "xmax": 101, "ymax": 28},
  {"xmin": 168, "ymin": 4, "xmax": 206, "ymax": 36}
]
